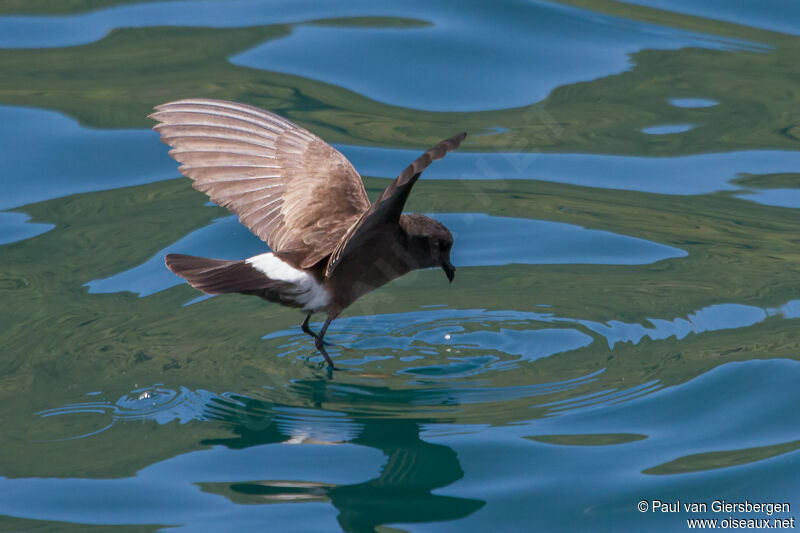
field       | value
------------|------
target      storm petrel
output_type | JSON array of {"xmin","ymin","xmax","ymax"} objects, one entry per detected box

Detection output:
[{"xmin": 150, "ymin": 99, "xmax": 465, "ymax": 368}]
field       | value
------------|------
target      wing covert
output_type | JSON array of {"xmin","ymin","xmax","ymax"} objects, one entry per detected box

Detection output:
[{"xmin": 150, "ymin": 99, "xmax": 371, "ymax": 269}]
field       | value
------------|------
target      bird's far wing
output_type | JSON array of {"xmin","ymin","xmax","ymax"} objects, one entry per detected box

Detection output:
[
  {"xmin": 324, "ymin": 132, "xmax": 466, "ymax": 277},
  {"xmin": 150, "ymin": 99, "xmax": 371, "ymax": 269}
]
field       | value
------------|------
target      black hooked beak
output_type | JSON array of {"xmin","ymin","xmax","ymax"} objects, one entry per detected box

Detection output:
[{"xmin": 442, "ymin": 261, "xmax": 456, "ymax": 283}]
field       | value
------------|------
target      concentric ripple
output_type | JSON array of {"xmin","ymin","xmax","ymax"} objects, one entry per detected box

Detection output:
[
  {"xmin": 33, "ymin": 291, "xmax": 800, "ymax": 439},
  {"xmin": 34, "ymin": 386, "xmax": 220, "ymax": 440}
]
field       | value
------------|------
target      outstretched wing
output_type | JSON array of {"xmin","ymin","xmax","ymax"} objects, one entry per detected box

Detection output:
[
  {"xmin": 325, "ymin": 133, "xmax": 466, "ymax": 277},
  {"xmin": 150, "ymin": 99, "xmax": 371, "ymax": 269}
]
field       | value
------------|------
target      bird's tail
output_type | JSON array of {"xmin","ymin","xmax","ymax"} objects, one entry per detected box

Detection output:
[{"xmin": 165, "ymin": 253, "xmax": 278, "ymax": 295}]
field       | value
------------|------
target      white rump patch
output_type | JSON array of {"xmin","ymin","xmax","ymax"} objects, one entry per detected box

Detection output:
[{"xmin": 246, "ymin": 253, "xmax": 329, "ymax": 312}]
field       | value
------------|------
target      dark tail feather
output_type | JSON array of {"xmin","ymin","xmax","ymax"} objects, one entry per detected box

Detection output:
[{"xmin": 165, "ymin": 254, "xmax": 278, "ymax": 295}]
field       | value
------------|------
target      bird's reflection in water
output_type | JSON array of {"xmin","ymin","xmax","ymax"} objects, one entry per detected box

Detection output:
[{"xmin": 201, "ymin": 379, "xmax": 485, "ymax": 532}]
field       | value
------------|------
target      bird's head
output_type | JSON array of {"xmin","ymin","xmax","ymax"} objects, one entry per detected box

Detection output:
[{"xmin": 400, "ymin": 214, "xmax": 456, "ymax": 283}]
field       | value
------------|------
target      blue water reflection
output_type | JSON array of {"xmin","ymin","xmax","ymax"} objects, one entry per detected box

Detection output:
[
  {"xmin": 0, "ymin": 211, "xmax": 54, "ymax": 245},
  {"xmin": 340, "ymin": 144, "xmax": 800, "ymax": 196},
  {"xmin": 668, "ymin": 97, "xmax": 718, "ymax": 108},
  {"xmin": 437, "ymin": 213, "xmax": 686, "ymax": 266},
  {"xmin": 289, "ymin": 299, "xmax": 800, "ymax": 362},
  {"xmin": 18, "ymin": 359, "xmax": 800, "ymax": 529},
  {"xmin": 86, "ymin": 213, "xmax": 685, "ymax": 297},
  {"xmin": 429, "ymin": 359, "xmax": 800, "ymax": 531},
  {"xmin": 1, "ymin": 0, "xmax": 798, "ymax": 528},
  {"xmin": 641, "ymin": 123, "xmax": 694, "ymax": 135},
  {"xmin": 3, "ymin": 105, "xmax": 796, "ymax": 215},
  {"xmin": 230, "ymin": 2, "xmax": 752, "ymax": 111},
  {"xmin": 0, "ymin": 0, "xmax": 413, "ymax": 48},
  {"xmin": 621, "ymin": 0, "xmax": 800, "ymax": 36},
  {"xmin": 0, "ymin": 440, "xmax": 382, "ymax": 529},
  {"xmin": 0, "ymin": 106, "xmax": 172, "ymax": 211},
  {"xmin": 739, "ymin": 188, "xmax": 800, "ymax": 209}
]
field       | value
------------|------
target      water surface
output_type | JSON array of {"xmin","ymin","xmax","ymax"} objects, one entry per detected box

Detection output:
[{"xmin": 1, "ymin": 0, "xmax": 799, "ymax": 531}]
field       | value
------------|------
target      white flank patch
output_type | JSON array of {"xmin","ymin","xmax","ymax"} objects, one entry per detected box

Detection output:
[{"xmin": 246, "ymin": 253, "xmax": 329, "ymax": 312}]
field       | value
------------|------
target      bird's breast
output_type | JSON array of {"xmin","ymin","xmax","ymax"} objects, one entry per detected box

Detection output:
[{"xmin": 323, "ymin": 242, "xmax": 416, "ymax": 311}]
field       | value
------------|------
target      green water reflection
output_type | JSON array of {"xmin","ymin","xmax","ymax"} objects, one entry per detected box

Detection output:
[
  {"xmin": 0, "ymin": 4, "xmax": 798, "ymax": 153},
  {"xmin": 0, "ymin": 0, "xmax": 799, "ymax": 530},
  {"xmin": 202, "ymin": 394, "xmax": 485, "ymax": 531},
  {"xmin": 3, "ymin": 172, "xmax": 799, "ymax": 477}
]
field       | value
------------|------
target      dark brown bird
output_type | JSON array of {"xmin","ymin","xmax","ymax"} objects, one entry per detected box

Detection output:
[{"xmin": 150, "ymin": 99, "xmax": 465, "ymax": 368}]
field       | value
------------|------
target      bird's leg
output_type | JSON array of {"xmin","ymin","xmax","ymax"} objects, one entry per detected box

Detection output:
[
  {"xmin": 301, "ymin": 314, "xmax": 316, "ymax": 339},
  {"xmin": 314, "ymin": 315, "xmax": 337, "ymax": 370},
  {"xmin": 301, "ymin": 314, "xmax": 336, "ymax": 346}
]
